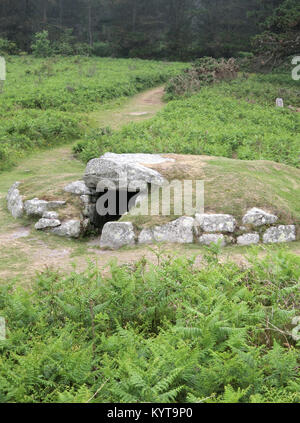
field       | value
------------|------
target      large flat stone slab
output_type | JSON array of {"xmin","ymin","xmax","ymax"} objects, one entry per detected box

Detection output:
[
  {"xmin": 84, "ymin": 153, "xmax": 173, "ymax": 189},
  {"xmin": 195, "ymin": 214, "xmax": 237, "ymax": 233}
]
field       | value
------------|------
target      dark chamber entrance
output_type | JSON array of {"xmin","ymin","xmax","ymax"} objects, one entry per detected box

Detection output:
[{"xmin": 90, "ymin": 189, "xmax": 140, "ymax": 230}]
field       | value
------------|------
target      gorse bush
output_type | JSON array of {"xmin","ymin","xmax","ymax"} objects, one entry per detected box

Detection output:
[
  {"xmin": 165, "ymin": 57, "xmax": 239, "ymax": 99},
  {"xmin": 0, "ymin": 249, "xmax": 299, "ymax": 403},
  {"xmin": 78, "ymin": 72, "xmax": 300, "ymax": 168}
]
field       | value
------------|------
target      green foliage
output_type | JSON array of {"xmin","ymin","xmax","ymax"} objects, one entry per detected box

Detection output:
[
  {"xmin": 31, "ymin": 31, "xmax": 53, "ymax": 58},
  {"xmin": 91, "ymin": 42, "xmax": 113, "ymax": 58},
  {"xmin": 0, "ymin": 249, "xmax": 299, "ymax": 403},
  {"xmin": 0, "ymin": 56, "xmax": 184, "ymax": 171},
  {"xmin": 252, "ymin": 0, "xmax": 300, "ymax": 70},
  {"xmin": 166, "ymin": 57, "xmax": 239, "ymax": 99},
  {"xmin": 0, "ymin": 38, "xmax": 18, "ymax": 56},
  {"xmin": 78, "ymin": 72, "xmax": 300, "ymax": 168}
]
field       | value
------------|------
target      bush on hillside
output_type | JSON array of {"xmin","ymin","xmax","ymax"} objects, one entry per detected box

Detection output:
[
  {"xmin": 0, "ymin": 38, "xmax": 18, "ymax": 55},
  {"xmin": 31, "ymin": 31, "xmax": 53, "ymax": 58},
  {"xmin": 166, "ymin": 57, "xmax": 239, "ymax": 99}
]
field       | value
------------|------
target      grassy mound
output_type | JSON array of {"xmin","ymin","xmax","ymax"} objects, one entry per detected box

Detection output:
[
  {"xmin": 122, "ymin": 154, "xmax": 300, "ymax": 231},
  {"xmin": 0, "ymin": 249, "xmax": 299, "ymax": 403},
  {"xmin": 78, "ymin": 73, "xmax": 300, "ymax": 168}
]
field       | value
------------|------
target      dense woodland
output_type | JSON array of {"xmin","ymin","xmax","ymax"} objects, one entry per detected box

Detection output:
[{"xmin": 0, "ymin": 0, "xmax": 299, "ymax": 60}]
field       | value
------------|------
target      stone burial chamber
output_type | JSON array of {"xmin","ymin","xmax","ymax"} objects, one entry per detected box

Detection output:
[{"xmin": 6, "ymin": 152, "xmax": 298, "ymax": 249}]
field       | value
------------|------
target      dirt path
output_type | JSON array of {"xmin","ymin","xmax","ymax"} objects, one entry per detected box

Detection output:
[
  {"xmin": 88, "ymin": 86, "xmax": 165, "ymax": 129},
  {"xmin": 0, "ymin": 86, "xmax": 299, "ymax": 286}
]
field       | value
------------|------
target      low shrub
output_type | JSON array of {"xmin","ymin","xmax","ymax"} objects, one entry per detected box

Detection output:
[
  {"xmin": 0, "ymin": 38, "xmax": 19, "ymax": 56},
  {"xmin": 165, "ymin": 57, "xmax": 239, "ymax": 99}
]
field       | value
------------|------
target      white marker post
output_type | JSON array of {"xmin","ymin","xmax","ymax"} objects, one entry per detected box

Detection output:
[
  {"xmin": 0, "ymin": 56, "xmax": 6, "ymax": 93},
  {"xmin": 276, "ymin": 98, "xmax": 284, "ymax": 108},
  {"xmin": 0, "ymin": 317, "xmax": 5, "ymax": 341}
]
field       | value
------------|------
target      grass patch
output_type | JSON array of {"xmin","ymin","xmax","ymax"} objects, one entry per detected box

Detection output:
[
  {"xmin": 0, "ymin": 56, "xmax": 185, "ymax": 171},
  {"xmin": 78, "ymin": 73, "xmax": 300, "ymax": 168}
]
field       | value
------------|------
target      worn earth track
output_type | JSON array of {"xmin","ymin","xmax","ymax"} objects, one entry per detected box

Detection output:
[{"xmin": 0, "ymin": 86, "xmax": 299, "ymax": 286}]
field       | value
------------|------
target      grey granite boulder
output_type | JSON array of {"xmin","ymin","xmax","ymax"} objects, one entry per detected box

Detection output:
[
  {"xmin": 237, "ymin": 233, "xmax": 260, "ymax": 246},
  {"xmin": 25, "ymin": 198, "xmax": 49, "ymax": 217},
  {"xmin": 35, "ymin": 218, "xmax": 61, "ymax": 230},
  {"xmin": 138, "ymin": 229, "xmax": 155, "ymax": 244},
  {"xmin": 263, "ymin": 225, "xmax": 296, "ymax": 244},
  {"xmin": 195, "ymin": 214, "xmax": 237, "ymax": 233},
  {"xmin": 242, "ymin": 208, "xmax": 278, "ymax": 227},
  {"xmin": 84, "ymin": 153, "xmax": 172, "ymax": 189},
  {"xmin": 100, "ymin": 222, "xmax": 136, "ymax": 249},
  {"xmin": 152, "ymin": 217, "xmax": 194, "ymax": 244},
  {"xmin": 64, "ymin": 181, "xmax": 91, "ymax": 196},
  {"xmin": 198, "ymin": 234, "xmax": 226, "ymax": 247},
  {"xmin": 25, "ymin": 199, "xmax": 66, "ymax": 217},
  {"xmin": 52, "ymin": 220, "xmax": 81, "ymax": 238},
  {"xmin": 7, "ymin": 182, "xmax": 24, "ymax": 218},
  {"xmin": 42, "ymin": 211, "xmax": 59, "ymax": 219}
]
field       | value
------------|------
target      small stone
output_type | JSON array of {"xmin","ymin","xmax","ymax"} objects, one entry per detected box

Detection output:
[
  {"xmin": 195, "ymin": 214, "xmax": 236, "ymax": 233},
  {"xmin": 35, "ymin": 218, "xmax": 61, "ymax": 230},
  {"xmin": 138, "ymin": 229, "xmax": 154, "ymax": 244},
  {"xmin": 48, "ymin": 200, "xmax": 66, "ymax": 209},
  {"xmin": 100, "ymin": 222, "xmax": 135, "ymax": 249},
  {"xmin": 80, "ymin": 195, "xmax": 91, "ymax": 204},
  {"xmin": 237, "ymin": 233, "xmax": 260, "ymax": 246},
  {"xmin": 7, "ymin": 182, "xmax": 24, "ymax": 218},
  {"xmin": 242, "ymin": 208, "xmax": 278, "ymax": 227},
  {"xmin": 198, "ymin": 234, "xmax": 226, "ymax": 247},
  {"xmin": 52, "ymin": 220, "xmax": 81, "ymax": 238},
  {"xmin": 64, "ymin": 181, "xmax": 91, "ymax": 196},
  {"xmin": 263, "ymin": 225, "xmax": 296, "ymax": 244},
  {"xmin": 42, "ymin": 211, "xmax": 59, "ymax": 219},
  {"xmin": 153, "ymin": 217, "xmax": 195, "ymax": 244}
]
